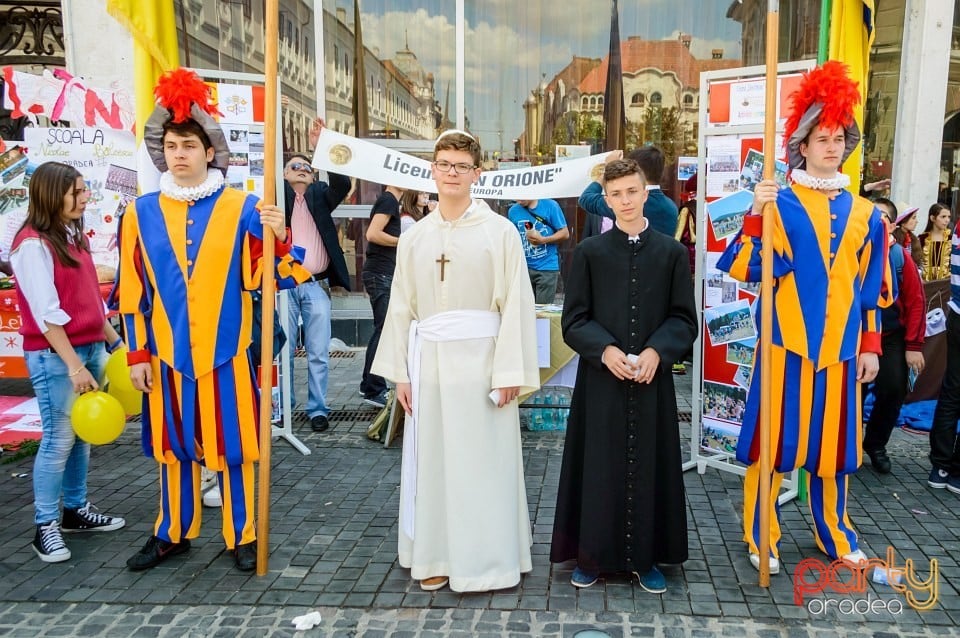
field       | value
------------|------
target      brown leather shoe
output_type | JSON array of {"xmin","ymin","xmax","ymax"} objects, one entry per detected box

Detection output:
[{"xmin": 420, "ymin": 576, "xmax": 449, "ymax": 591}]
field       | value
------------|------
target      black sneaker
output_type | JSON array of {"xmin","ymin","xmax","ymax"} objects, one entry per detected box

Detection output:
[
  {"xmin": 126, "ymin": 535, "xmax": 191, "ymax": 571},
  {"xmin": 61, "ymin": 502, "xmax": 125, "ymax": 533},
  {"xmin": 33, "ymin": 520, "xmax": 71, "ymax": 563},
  {"xmin": 363, "ymin": 390, "xmax": 388, "ymax": 409},
  {"xmin": 866, "ymin": 449, "xmax": 892, "ymax": 474},
  {"xmin": 233, "ymin": 541, "xmax": 257, "ymax": 571},
  {"xmin": 310, "ymin": 415, "xmax": 330, "ymax": 432}
]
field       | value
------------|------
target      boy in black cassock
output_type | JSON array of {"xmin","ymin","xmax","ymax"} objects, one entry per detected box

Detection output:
[{"xmin": 550, "ymin": 159, "xmax": 698, "ymax": 592}]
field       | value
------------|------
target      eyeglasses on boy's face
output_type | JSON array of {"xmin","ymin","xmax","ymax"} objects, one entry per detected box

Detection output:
[
  {"xmin": 287, "ymin": 162, "xmax": 312, "ymax": 172},
  {"xmin": 432, "ymin": 160, "xmax": 476, "ymax": 174}
]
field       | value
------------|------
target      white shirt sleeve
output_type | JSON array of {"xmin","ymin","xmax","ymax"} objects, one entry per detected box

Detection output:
[
  {"xmin": 400, "ymin": 214, "xmax": 416, "ymax": 234},
  {"xmin": 9, "ymin": 238, "xmax": 71, "ymax": 331}
]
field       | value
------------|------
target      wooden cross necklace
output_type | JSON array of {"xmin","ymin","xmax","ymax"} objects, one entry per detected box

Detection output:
[
  {"xmin": 436, "ymin": 206, "xmax": 470, "ymax": 281},
  {"xmin": 436, "ymin": 253, "xmax": 450, "ymax": 281}
]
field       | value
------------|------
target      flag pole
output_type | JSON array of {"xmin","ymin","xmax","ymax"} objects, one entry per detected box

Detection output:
[
  {"xmin": 256, "ymin": 0, "xmax": 280, "ymax": 576},
  {"xmin": 757, "ymin": 0, "xmax": 780, "ymax": 588}
]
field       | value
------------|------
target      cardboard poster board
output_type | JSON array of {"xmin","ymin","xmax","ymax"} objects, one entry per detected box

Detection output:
[{"xmin": 0, "ymin": 129, "xmax": 135, "ymax": 378}]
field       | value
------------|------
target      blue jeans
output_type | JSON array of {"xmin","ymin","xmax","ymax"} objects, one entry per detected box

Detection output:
[
  {"xmin": 360, "ymin": 270, "xmax": 392, "ymax": 397},
  {"xmin": 25, "ymin": 342, "xmax": 107, "ymax": 525},
  {"xmin": 286, "ymin": 281, "xmax": 332, "ymax": 418}
]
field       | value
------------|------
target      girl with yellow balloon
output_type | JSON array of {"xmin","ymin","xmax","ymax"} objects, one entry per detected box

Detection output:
[{"xmin": 8, "ymin": 162, "xmax": 127, "ymax": 564}]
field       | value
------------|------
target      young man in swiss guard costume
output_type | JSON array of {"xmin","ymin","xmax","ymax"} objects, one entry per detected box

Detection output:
[
  {"xmin": 718, "ymin": 61, "xmax": 892, "ymax": 574},
  {"xmin": 113, "ymin": 69, "xmax": 308, "ymax": 571}
]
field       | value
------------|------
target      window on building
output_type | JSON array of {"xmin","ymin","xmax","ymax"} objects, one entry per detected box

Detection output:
[
  {"xmin": 631, "ymin": 93, "xmax": 644, "ymax": 105},
  {"xmin": 651, "ymin": 92, "xmax": 662, "ymax": 106},
  {"xmin": 683, "ymin": 93, "xmax": 694, "ymax": 106}
]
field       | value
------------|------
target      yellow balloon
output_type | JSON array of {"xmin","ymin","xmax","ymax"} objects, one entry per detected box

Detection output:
[
  {"xmin": 104, "ymin": 349, "xmax": 135, "ymax": 393},
  {"xmin": 71, "ymin": 391, "xmax": 126, "ymax": 445},
  {"xmin": 108, "ymin": 383, "xmax": 143, "ymax": 417}
]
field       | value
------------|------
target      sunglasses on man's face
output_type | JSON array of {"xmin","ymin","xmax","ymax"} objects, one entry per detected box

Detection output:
[{"xmin": 287, "ymin": 162, "xmax": 312, "ymax": 172}]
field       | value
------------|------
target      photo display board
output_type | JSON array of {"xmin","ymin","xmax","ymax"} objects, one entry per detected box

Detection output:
[{"xmin": 687, "ymin": 61, "xmax": 814, "ymax": 494}]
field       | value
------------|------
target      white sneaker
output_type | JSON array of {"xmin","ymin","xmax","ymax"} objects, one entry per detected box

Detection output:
[
  {"xmin": 749, "ymin": 553, "xmax": 780, "ymax": 574},
  {"xmin": 200, "ymin": 467, "xmax": 217, "ymax": 493},
  {"xmin": 202, "ymin": 487, "xmax": 222, "ymax": 508},
  {"xmin": 841, "ymin": 549, "xmax": 868, "ymax": 566}
]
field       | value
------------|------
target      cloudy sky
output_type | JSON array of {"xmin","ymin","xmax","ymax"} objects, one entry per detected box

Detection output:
[{"xmin": 332, "ymin": 0, "xmax": 742, "ymax": 152}]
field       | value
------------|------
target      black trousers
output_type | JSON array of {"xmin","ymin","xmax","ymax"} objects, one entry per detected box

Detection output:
[
  {"xmin": 930, "ymin": 310, "xmax": 960, "ymax": 474},
  {"xmin": 862, "ymin": 329, "xmax": 907, "ymax": 454},
  {"xmin": 360, "ymin": 270, "xmax": 392, "ymax": 397}
]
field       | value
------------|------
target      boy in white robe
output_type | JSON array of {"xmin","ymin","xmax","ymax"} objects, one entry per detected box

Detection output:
[{"xmin": 371, "ymin": 130, "xmax": 540, "ymax": 592}]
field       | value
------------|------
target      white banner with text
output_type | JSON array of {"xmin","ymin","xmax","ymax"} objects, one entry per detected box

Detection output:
[{"xmin": 312, "ymin": 129, "xmax": 614, "ymax": 200}]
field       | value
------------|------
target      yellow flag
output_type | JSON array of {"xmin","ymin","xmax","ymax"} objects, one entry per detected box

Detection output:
[
  {"xmin": 106, "ymin": 0, "xmax": 179, "ymax": 141},
  {"xmin": 829, "ymin": 0, "xmax": 875, "ymax": 195}
]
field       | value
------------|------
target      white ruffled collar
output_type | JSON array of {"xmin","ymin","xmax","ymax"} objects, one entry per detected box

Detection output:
[
  {"xmin": 160, "ymin": 168, "xmax": 225, "ymax": 202},
  {"xmin": 790, "ymin": 169, "xmax": 851, "ymax": 192}
]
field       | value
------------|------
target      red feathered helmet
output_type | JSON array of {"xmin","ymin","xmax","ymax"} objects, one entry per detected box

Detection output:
[
  {"xmin": 783, "ymin": 61, "xmax": 862, "ymax": 170},
  {"xmin": 143, "ymin": 68, "xmax": 229, "ymax": 175}
]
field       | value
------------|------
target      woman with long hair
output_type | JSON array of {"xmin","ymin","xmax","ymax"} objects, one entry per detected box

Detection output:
[
  {"xmin": 919, "ymin": 202, "xmax": 953, "ymax": 280},
  {"xmin": 9, "ymin": 162, "xmax": 126, "ymax": 563},
  {"xmin": 399, "ymin": 190, "xmax": 432, "ymax": 233},
  {"xmin": 892, "ymin": 204, "xmax": 923, "ymax": 268}
]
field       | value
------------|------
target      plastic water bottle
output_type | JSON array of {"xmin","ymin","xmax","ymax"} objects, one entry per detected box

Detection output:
[
  {"xmin": 557, "ymin": 391, "xmax": 570, "ymax": 429},
  {"xmin": 531, "ymin": 394, "xmax": 545, "ymax": 430},
  {"xmin": 543, "ymin": 392, "xmax": 556, "ymax": 429}
]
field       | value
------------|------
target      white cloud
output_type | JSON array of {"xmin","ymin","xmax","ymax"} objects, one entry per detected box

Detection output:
[
  {"xmin": 350, "ymin": 4, "xmax": 742, "ymax": 151},
  {"xmin": 360, "ymin": 8, "xmax": 577, "ymax": 149},
  {"xmin": 662, "ymin": 29, "xmax": 741, "ymax": 61}
]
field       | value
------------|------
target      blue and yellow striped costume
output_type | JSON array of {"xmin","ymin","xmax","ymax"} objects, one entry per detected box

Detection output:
[
  {"xmin": 113, "ymin": 186, "xmax": 307, "ymax": 549},
  {"xmin": 717, "ymin": 185, "xmax": 891, "ymax": 560}
]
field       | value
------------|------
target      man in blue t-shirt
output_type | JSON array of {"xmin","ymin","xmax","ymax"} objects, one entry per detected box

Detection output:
[{"xmin": 507, "ymin": 199, "xmax": 569, "ymax": 303}]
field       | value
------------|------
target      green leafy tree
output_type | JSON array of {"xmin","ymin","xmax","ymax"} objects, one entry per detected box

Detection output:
[
  {"xmin": 578, "ymin": 115, "xmax": 604, "ymax": 147},
  {"xmin": 642, "ymin": 105, "xmax": 683, "ymax": 167}
]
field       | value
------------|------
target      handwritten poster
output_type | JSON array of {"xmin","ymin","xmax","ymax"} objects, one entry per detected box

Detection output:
[{"xmin": 8, "ymin": 128, "xmax": 137, "ymax": 273}]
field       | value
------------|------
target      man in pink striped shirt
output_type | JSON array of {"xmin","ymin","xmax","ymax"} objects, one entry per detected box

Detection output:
[{"xmin": 282, "ymin": 119, "xmax": 352, "ymax": 433}]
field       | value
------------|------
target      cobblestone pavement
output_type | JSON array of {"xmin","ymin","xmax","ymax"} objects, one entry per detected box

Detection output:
[{"xmin": 0, "ymin": 351, "xmax": 958, "ymax": 636}]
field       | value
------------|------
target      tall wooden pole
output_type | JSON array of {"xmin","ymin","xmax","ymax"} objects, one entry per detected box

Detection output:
[
  {"xmin": 256, "ymin": 0, "xmax": 280, "ymax": 576},
  {"xmin": 757, "ymin": 0, "xmax": 780, "ymax": 588}
]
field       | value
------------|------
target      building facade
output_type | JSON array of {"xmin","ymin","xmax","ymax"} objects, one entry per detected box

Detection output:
[
  {"xmin": 522, "ymin": 34, "xmax": 739, "ymax": 166},
  {"xmin": 2, "ymin": 2, "xmax": 960, "ymax": 232}
]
